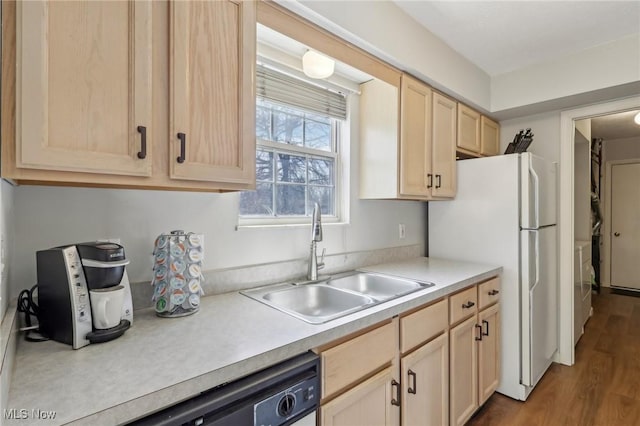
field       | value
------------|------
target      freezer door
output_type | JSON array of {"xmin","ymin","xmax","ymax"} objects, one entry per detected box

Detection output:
[
  {"xmin": 521, "ymin": 226, "xmax": 558, "ymax": 387},
  {"xmin": 521, "ymin": 153, "xmax": 557, "ymax": 229}
]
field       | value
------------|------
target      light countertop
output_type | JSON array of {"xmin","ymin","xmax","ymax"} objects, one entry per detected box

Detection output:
[{"xmin": 7, "ymin": 257, "xmax": 501, "ymax": 425}]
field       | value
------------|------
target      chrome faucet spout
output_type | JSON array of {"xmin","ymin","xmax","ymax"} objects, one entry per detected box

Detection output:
[
  {"xmin": 311, "ymin": 202, "xmax": 323, "ymax": 242},
  {"xmin": 307, "ymin": 203, "xmax": 325, "ymax": 281}
]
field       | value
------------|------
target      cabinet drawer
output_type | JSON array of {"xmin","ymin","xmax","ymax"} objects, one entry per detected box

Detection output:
[
  {"xmin": 320, "ymin": 366, "xmax": 398, "ymax": 426},
  {"xmin": 320, "ymin": 321, "xmax": 396, "ymax": 399},
  {"xmin": 449, "ymin": 286, "xmax": 478, "ymax": 325},
  {"xmin": 400, "ymin": 299, "xmax": 448, "ymax": 353},
  {"xmin": 478, "ymin": 277, "xmax": 501, "ymax": 309}
]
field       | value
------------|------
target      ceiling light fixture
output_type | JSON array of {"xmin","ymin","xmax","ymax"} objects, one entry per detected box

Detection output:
[
  {"xmin": 634, "ymin": 111, "xmax": 640, "ymax": 126},
  {"xmin": 302, "ymin": 50, "xmax": 335, "ymax": 79}
]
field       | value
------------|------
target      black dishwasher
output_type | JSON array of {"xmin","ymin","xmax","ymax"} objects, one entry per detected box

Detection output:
[{"xmin": 129, "ymin": 351, "xmax": 320, "ymax": 426}]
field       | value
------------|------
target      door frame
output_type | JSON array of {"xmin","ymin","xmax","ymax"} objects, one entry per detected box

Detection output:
[
  {"xmin": 604, "ymin": 159, "xmax": 640, "ymax": 288},
  {"xmin": 559, "ymin": 95, "xmax": 640, "ymax": 366}
]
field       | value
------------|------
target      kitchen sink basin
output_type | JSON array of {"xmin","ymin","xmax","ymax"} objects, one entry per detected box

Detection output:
[
  {"xmin": 241, "ymin": 271, "xmax": 435, "ymax": 324},
  {"xmin": 260, "ymin": 284, "xmax": 375, "ymax": 324},
  {"xmin": 325, "ymin": 272, "xmax": 433, "ymax": 300}
]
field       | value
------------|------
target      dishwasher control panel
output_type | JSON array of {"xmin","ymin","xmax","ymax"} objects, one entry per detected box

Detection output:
[{"xmin": 254, "ymin": 375, "xmax": 319, "ymax": 425}]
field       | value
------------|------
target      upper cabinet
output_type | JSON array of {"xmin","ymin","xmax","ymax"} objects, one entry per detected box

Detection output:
[
  {"xmin": 480, "ymin": 116, "xmax": 500, "ymax": 156},
  {"xmin": 15, "ymin": 1, "xmax": 153, "ymax": 177},
  {"xmin": 456, "ymin": 104, "xmax": 481, "ymax": 153},
  {"xmin": 457, "ymin": 103, "xmax": 501, "ymax": 158},
  {"xmin": 4, "ymin": 1, "xmax": 256, "ymax": 192},
  {"xmin": 399, "ymin": 75, "xmax": 433, "ymax": 198},
  {"xmin": 359, "ymin": 74, "xmax": 456, "ymax": 201},
  {"xmin": 170, "ymin": 1, "xmax": 255, "ymax": 184},
  {"xmin": 431, "ymin": 92, "xmax": 457, "ymax": 198}
]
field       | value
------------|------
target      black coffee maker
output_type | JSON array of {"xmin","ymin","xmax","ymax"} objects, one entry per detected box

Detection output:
[{"xmin": 37, "ymin": 242, "xmax": 134, "ymax": 349}]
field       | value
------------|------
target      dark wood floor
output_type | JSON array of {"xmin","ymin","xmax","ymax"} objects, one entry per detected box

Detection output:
[{"xmin": 468, "ymin": 288, "xmax": 640, "ymax": 426}]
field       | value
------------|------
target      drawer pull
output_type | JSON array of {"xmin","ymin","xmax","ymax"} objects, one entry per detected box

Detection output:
[
  {"xmin": 136, "ymin": 126, "xmax": 147, "ymax": 159},
  {"xmin": 475, "ymin": 324, "xmax": 483, "ymax": 341},
  {"xmin": 435, "ymin": 174, "xmax": 442, "ymax": 188},
  {"xmin": 462, "ymin": 301, "xmax": 475, "ymax": 309},
  {"xmin": 427, "ymin": 174, "xmax": 433, "ymax": 189},
  {"xmin": 482, "ymin": 319, "xmax": 490, "ymax": 336},
  {"xmin": 391, "ymin": 380, "xmax": 401, "ymax": 406},
  {"xmin": 408, "ymin": 369, "xmax": 417, "ymax": 394},
  {"xmin": 177, "ymin": 132, "xmax": 186, "ymax": 164},
  {"xmin": 488, "ymin": 289, "xmax": 500, "ymax": 296}
]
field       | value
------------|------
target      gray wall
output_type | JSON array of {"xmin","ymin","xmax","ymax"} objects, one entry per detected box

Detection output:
[
  {"xmin": 499, "ymin": 111, "xmax": 561, "ymax": 162},
  {"xmin": 8, "ymin": 99, "xmax": 426, "ymax": 300},
  {"xmin": 0, "ymin": 182, "xmax": 14, "ymax": 320},
  {"xmin": 603, "ymin": 136, "xmax": 640, "ymax": 163}
]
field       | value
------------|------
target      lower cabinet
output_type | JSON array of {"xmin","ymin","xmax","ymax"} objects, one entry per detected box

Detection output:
[
  {"xmin": 401, "ymin": 332, "xmax": 449, "ymax": 426},
  {"xmin": 478, "ymin": 304, "xmax": 500, "ymax": 405},
  {"xmin": 320, "ymin": 367, "xmax": 400, "ymax": 426},
  {"xmin": 450, "ymin": 279, "xmax": 501, "ymax": 426},
  {"xmin": 317, "ymin": 276, "xmax": 500, "ymax": 426},
  {"xmin": 450, "ymin": 316, "xmax": 479, "ymax": 425}
]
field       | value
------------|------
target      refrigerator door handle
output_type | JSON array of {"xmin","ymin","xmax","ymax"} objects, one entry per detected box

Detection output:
[
  {"xmin": 521, "ymin": 230, "xmax": 539, "ymax": 290},
  {"xmin": 534, "ymin": 231, "xmax": 540, "ymax": 289},
  {"xmin": 521, "ymin": 229, "xmax": 540, "ymax": 387},
  {"xmin": 530, "ymin": 166, "xmax": 540, "ymax": 229}
]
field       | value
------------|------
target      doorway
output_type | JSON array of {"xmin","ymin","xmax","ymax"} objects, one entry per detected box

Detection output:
[
  {"xmin": 609, "ymin": 161, "xmax": 640, "ymax": 290},
  {"xmin": 559, "ymin": 96, "xmax": 640, "ymax": 366}
]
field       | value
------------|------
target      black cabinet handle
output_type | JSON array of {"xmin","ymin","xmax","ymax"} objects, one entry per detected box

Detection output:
[
  {"xmin": 408, "ymin": 369, "xmax": 417, "ymax": 394},
  {"xmin": 391, "ymin": 380, "xmax": 401, "ymax": 406},
  {"xmin": 482, "ymin": 319, "xmax": 490, "ymax": 336},
  {"xmin": 488, "ymin": 289, "xmax": 500, "ymax": 296},
  {"xmin": 435, "ymin": 174, "xmax": 442, "ymax": 188},
  {"xmin": 462, "ymin": 301, "xmax": 475, "ymax": 309},
  {"xmin": 427, "ymin": 174, "xmax": 433, "ymax": 188},
  {"xmin": 136, "ymin": 126, "xmax": 147, "ymax": 159},
  {"xmin": 475, "ymin": 324, "xmax": 483, "ymax": 341},
  {"xmin": 177, "ymin": 132, "xmax": 186, "ymax": 164}
]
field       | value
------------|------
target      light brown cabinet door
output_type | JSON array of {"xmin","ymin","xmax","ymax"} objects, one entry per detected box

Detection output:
[
  {"xmin": 450, "ymin": 315, "xmax": 479, "ymax": 426},
  {"xmin": 17, "ymin": 1, "xmax": 152, "ymax": 176},
  {"xmin": 170, "ymin": 0, "xmax": 255, "ymax": 183},
  {"xmin": 402, "ymin": 333, "xmax": 449, "ymax": 426},
  {"xmin": 478, "ymin": 304, "xmax": 500, "ymax": 405},
  {"xmin": 457, "ymin": 104, "xmax": 481, "ymax": 153},
  {"xmin": 431, "ymin": 93, "xmax": 457, "ymax": 198},
  {"xmin": 480, "ymin": 116, "xmax": 500, "ymax": 156},
  {"xmin": 320, "ymin": 366, "xmax": 400, "ymax": 426},
  {"xmin": 399, "ymin": 75, "xmax": 432, "ymax": 197}
]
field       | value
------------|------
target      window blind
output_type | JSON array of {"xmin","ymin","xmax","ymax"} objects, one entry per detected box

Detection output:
[{"xmin": 256, "ymin": 65, "xmax": 347, "ymax": 120}]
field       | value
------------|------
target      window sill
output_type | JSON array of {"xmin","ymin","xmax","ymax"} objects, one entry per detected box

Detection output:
[{"xmin": 236, "ymin": 220, "xmax": 349, "ymax": 231}]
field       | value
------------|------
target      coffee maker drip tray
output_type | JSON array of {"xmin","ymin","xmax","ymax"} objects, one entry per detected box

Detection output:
[{"xmin": 86, "ymin": 320, "xmax": 131, "ymax": 344}]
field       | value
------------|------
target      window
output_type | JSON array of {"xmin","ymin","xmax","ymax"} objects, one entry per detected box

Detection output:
[{"xmin": 239, "ymin": 66, "xmax": 347, "ymax": 222}]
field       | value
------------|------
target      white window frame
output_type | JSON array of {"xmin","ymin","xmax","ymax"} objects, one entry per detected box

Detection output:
[{"xmin": 238, "ymin": 100, "xmax": 345, "ymax": 226}]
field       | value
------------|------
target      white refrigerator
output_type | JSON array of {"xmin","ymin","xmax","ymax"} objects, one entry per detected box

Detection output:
[{"xmin": 429, "ymin": 153, "xmax": 557, "ymax": 401}]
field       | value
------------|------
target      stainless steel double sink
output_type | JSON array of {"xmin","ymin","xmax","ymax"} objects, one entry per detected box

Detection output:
[{"xmin": 241, "ymin": 271, "xmax": 435, "ymax": 324}]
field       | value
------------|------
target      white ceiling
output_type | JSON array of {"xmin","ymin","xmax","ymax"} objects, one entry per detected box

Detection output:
[
  {"xmin": 259, "ymin": 3, "xmax": 640, "ymax": 140},
  {"xmin": 591, "ymin": 110, "xmax": 640, "ymax": 140},
  {"xmin": 389, "ymin": 1, "xmax": 640, "ymax": 141},
  {"xmin": 392, "ymin": 1, "xmax": 640, "ymax": 76}
]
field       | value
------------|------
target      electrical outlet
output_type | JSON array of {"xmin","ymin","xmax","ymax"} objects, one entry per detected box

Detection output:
[{"xmin": 399, "ymin": 224, "xmax": 406, "ymax": 239}]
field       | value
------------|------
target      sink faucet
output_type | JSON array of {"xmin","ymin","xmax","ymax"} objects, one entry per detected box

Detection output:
[{"xmin": 307, "ymin": 202, "xmax": 326, "ymax": 281}]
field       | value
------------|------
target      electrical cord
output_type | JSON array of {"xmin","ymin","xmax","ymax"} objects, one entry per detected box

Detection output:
[{"xmin": 17, "ymin": 285, "xmax": 48, "ymax": 342}]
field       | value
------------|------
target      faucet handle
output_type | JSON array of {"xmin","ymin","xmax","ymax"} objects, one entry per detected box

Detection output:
[{"xmin": 318, "ymin": 247, "xmax": 326, "ymax": 269}]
